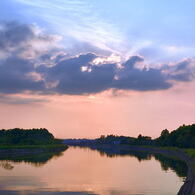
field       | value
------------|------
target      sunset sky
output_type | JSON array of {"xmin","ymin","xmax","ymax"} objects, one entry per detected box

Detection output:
[{"xmin": 0, "ymin": 0, "xmax": 195, "ymax": 138}]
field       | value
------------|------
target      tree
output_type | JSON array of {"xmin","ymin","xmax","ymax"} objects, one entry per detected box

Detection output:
[{"xmin": 160, "ymin": 129, "xmax": 169, "ymax": 137}]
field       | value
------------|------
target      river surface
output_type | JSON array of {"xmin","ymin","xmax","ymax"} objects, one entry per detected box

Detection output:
[{"xmin": 0, "ymin": 147, "xmax": 187, "ymax": 195}]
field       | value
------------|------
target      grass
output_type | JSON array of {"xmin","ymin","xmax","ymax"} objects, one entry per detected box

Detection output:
[
  {"xmin": 184, "ymin": 149, "xmax": 195, "ymax": 177},
  {"xmin": 184, "ymin": 149, "xmax": 195, "ymax": 159}
]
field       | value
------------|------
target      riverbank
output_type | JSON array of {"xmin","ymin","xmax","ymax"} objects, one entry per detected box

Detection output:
[
  {"xmin": 0, "ymin": 144, "xmax": 68, "ymax": 158},
  {"xmin": 67, "ymin": 143, "xmax": 195, "ymax": 195}
]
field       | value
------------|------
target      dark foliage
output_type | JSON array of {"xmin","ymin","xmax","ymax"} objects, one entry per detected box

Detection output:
[
  {"xmin": 155, "ymin": 124, "xmax": 195, "ymax": 148},
  {"xmin": 96, "ymin": 134, "xmax": 153, "ymax": 146},
  {"xmin": 0, "ymin": 128, "xmax": 57, "ymax": 145},
  {"xmin": 97, "ymin": 124, "xmax": 195, "ymax": 148}
]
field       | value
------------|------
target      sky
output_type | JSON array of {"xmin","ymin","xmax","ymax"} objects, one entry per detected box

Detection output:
[{"xmin": 0, "ymin": 0, "xmax": 195, "ymax": 138}]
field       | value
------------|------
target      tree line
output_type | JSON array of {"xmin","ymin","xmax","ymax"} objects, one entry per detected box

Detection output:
[
  {"xmin": 0, "ymin": 128, "xmax": 57, "ymax": 145},
  {"xmin": 97, "ymin": 124, "xmax": 195, "ymax": 148}
]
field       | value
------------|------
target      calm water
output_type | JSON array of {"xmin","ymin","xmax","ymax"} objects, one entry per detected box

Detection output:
[{"xmin": 0, "ymin": 147, "xmax": 187, "ymax": 195}]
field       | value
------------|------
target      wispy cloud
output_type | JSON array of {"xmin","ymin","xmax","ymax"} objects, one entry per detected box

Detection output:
[
  {"xmin": 14, "ymin": 0, "xmax": 124, "ymax": 54},
  {"xmin": 0, "ymin": 94, "xmax": 48, "ymax": 104}
]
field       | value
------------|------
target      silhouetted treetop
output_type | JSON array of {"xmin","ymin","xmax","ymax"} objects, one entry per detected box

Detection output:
[{"xmin": 0, "ymin": 128, "xmax": 56, "ymax": 145}]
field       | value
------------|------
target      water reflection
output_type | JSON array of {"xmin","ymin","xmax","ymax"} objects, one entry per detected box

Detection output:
[
  {"xmin": 0, "ymin": 146, "xmax": 187, "ymax": 195},
  {"xmin": 0, "ymin": 191, "xmax": 98, "ymax": 195},
  {"xmin": 84, "ymin": 146, "xmax": 187, "ymax": 179},
  {"xmin": 0, "ymin": 149, "xmax": 66, "ymax": 169}
]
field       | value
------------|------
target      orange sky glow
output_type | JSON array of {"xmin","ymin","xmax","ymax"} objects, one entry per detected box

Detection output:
[{"xmin": 1, "ymin": 81, "xmax": 195, "ymax": 139}]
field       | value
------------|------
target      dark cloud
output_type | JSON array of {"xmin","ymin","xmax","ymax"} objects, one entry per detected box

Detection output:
[
  {"xmin": 38, "ymin": 55, "xmax": 172, "ymax": 94},
  {"xmin": 0, "ymin": 57, "xmax": 44, "ymax": 94},
  {"xmin": 165, "ymin": 60, "xmax": 195, "ymax": 82},
  {"xmin": 171, "ymin": 72, "xmax": 192, "ymax": 82},
  {"xmin": 0, "ymin": 21, "xmax": 56, "ymax": 94},
  {"xmin": 0, "ymin": 21, "xmax": 34, "ymax": 50},
  {"xmin": 38, "ymin": 53, "xmax": 116, "ymax": 94},
  {"xmin": 123, "ymin": 55, "xmax": 144, "ymax": 69},
  {"xmin": 114, "ymin": 56, "xmax": 171, "ymax": 91},
  {"xmin": 56, "ymin": 63, "xmax": 116, "ymax": 94},
  {"xmin": 0, "ymin": 20, "xmax": 58, "ymax": 63},
  {"xmin": 175, "ymin": 60, "xmax": 190, "ymax": 71},
  {"xmin": 0, "ymin": 21, "xmax": 194, "ymax": 98},
  {"xmin": 0, "ymin": 52, "xmax": 194, "ymax": 96},
  {"xmin": 114, "ymin": 67, "xmax": 171, "ymax": 91}
]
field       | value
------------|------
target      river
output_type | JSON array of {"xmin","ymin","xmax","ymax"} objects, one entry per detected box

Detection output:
[{"xmin": 0, "ymin": 146, "xmax": 187, "ymax": 195}]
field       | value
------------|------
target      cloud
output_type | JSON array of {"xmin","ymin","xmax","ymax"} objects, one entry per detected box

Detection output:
[
  {"xmin": 0, "ymin": 21, "xmax": 34, "ymax": 50},
  {"xmin": 14, "ymin": 0, "xmax": 124, "ymax": 54},
  {"xmin": 38, "ymin": 54, "xmax": 194, "ymax": 95},
  {"xmin": 0, "ymin": 21, "xmax": 195, "ymax": 98},
  {"xmin": 0, "ymin": 21, "xmax": 58, "ymax": 94},
  {"xmin": 167, "ymin": 59, "xmax": 195, "ymax": 82},
  {"xmin": 0, "ymin": 57, "xmax": 45, "ymax": 94},
  {"xmin": 0, "ymin": 21, "xmax": 61, "ymax": 60},
  {"xmin": 38, "ymin": 53, "xmax": 116, "ymax": 94},
  {"xmin": 114, "ymin": 57, "xmax": 171, "ymax": 91},
  {"xmin": 0, "ymin": 94, "xmax": 47, "ymax": 104}
]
